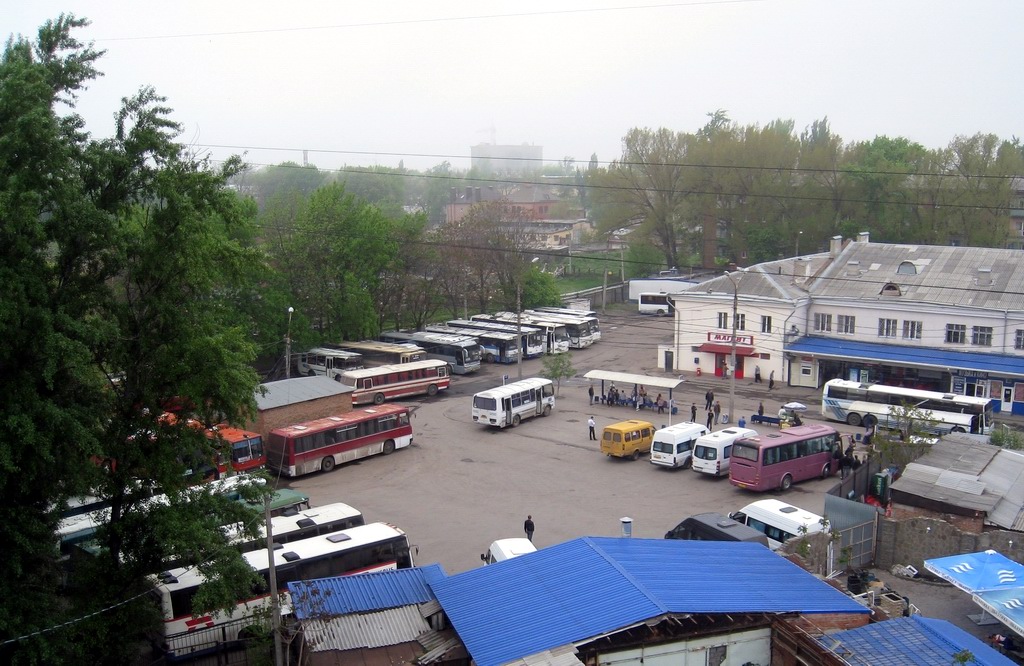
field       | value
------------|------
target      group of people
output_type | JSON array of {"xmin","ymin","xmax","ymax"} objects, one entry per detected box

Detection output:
[{"xmin": 589, "ymin": 383, "xmax": 668, "ymax": 413}]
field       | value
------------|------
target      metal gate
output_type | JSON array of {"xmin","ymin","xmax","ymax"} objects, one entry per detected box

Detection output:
[{"xmin": 824, "ymin": 493, "xmax": 878, "ymax": 569}]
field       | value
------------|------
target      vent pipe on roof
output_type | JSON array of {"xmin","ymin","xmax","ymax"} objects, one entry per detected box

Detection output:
[
  {"xmin": 857, "ymin": 231, "xmax": 870, "ymax": 243},
  {"xmin": 976, "ymin": 267, "xmax": 993, "ymax": 286},
  {"xmin": 847, "ymin": 260, "xmax": 861, "ymax": 276},
  {"xmin": 830, "ymin": 235, "xmax": 843, "ymax": 257}
]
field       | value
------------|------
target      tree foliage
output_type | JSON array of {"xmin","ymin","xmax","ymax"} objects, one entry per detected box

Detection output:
[{"xmin": 541, "ymin": 353, "xmax": 577, "ymax": 395}]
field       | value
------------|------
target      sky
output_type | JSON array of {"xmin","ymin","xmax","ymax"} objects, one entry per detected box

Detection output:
[{"xmin": 7, "ymin": 1, "xmax": 1022, "ymax": 174}]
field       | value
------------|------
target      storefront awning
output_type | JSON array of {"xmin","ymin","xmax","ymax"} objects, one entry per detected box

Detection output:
[{"xmin": 697, "ymin": 343, "xmax": 757, "ymax": 357}]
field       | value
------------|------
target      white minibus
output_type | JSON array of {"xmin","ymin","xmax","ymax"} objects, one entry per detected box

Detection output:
[
  {"xmin": 729, "ymin": 499, "xmax": 827, "ymax": 551},
  {"xmin": 691, "ymin": 427, "xmax": 758, "ymax": 477},
  {"xmin": 480, "ymin": 538, "xmax": 537, "ymax": 564},
  {"xmin": 649, "ymin": 422, "xmax": 709, "ymax": 469},
  {"xmin": 472, "ymin": 377, "xmax": 555, "ymax": 428}
]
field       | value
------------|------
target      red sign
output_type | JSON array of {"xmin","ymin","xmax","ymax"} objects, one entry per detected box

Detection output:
[{"xmin": 706, "ymin": 332, "xmax": 753, "ymax": 346}]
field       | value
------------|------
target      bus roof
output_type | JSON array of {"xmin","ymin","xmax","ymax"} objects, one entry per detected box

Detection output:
[
  {"xmin": 735, "ymin": 499, "xmax": 825, "ymax": 531},
  {"xmin": 306, "ymin": 347, "xmax": 363, "ymax": 359},
  {"xmin": 338, "ymin": 359, "xmax": 448, "ymax": 380},
  {"xmin": 331, "ymin": 340, "xmax": 426, "ymax": 354},
  {"xmin": 736, "ymin": 424, "xmax": 837, "ymax": 446},
  {"xmin": 426, "ymin": 325, "xmax": 519, "ymax": 342},
  {"xmin": 475, "ymin": 377, "xmax": 553, "ymax": 398},
  {"xmin": 382, "ymin": 330, "xmax": 478, "ymax": 346},
  {"xmin": 824, "ymin": 378, "xmax": 993, "ymax": 406},
  {"xmin": 271, "ymin": 404, "xmax": 408, "ymax": 437}
]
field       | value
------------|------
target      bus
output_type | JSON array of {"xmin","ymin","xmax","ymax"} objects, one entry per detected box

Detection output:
[
  {"xmin": 523, "ymin": 309, "xmax": 600, "ymax": 347},
  {"xmin": 423, "ymin": 324, "xmax": 521, "ymax": 364},
  {"xmin": 821, "ymin": 378, "xmax": 994, "ymax": 435},
  {"xmin": 227, "ymin": 502, "xmax": 365, "ymax": 554},
  {"xmin": 451, "ymin": 318, "xmax": 545, "ymax": 358},
  {"xmin": 479, "ymin": 312, "xmax": 571, "ymax": 354},
  {"xmin": 266, "ymin": 404, "xmax": 413, "ymax": 477},
  {"xmin": 206, "ymin": 425, "xmax": 266, "ymax": 476},
  {"xmin": 729, "ymin": 500, "xmax": 827, "ymax": 551},
  {"xmin": 638, "ymin": 292, "xmax": 674, "ymax": 316},
  {"xmin": 378, "ymin": 330, "xmax": 482, "ymax": 374},
  {"xmin": 337, "ymin": 359, "xmax": 450, "ymax": 406},
  {"xmin": 295, "ymin": 347, "xmax": 364, "ymax": 379},
  {"xmin": 729, "ymin": 424, "xmax": 840, "ymax": 492},
  {"xmin": 472, "ymin": 377, "xmax": 555, "ymax": 428},
  {"xmin": 154, "ymin": 522, "xmax": 414, "ymax": 660},
  {"xmin": 327, "ymin": 340, "xmax": 425, "ymax": 366}
]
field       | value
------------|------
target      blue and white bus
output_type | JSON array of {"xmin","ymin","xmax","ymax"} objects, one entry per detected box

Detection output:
[
  {"xmin": 478, "ymin": 312, "xmax": 570, "ymax": 354},
  {"xmin": 378, "ymin": 330, "xmax": 482, "ymax": 374},
  {"xmin": 450, "ymin": 319, "xmax": 545, "ymax": 359},
  {"xmin": 423, "ymin": 324, "xmax": 520, "ymax": 364}
]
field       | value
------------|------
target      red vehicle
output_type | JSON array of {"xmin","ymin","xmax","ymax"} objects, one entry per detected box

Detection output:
[
  {"xmin": 266, "ymin": 404, "xmax": 413, "ymax": 477},
  {"xmin": 729, "ymin": 424, "xmax": 840, "ymax": 492},
  {"xmin": 206, "ymin": 425, "xmax": 266, "ymax": 475}
]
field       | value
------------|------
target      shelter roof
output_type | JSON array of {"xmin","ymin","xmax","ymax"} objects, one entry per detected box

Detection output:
[
  {"xmin": 256, "ymin": 376, "xmax": 353, "ymax": 411},
  {"xmin": 583, "ymin": 370, "xmax": 686, "ymax": 391}
]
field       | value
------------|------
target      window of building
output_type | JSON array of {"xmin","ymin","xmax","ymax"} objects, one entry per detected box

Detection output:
[
  {"xmin": 813, "ymin": 313, "xmax": 832, "ymax": 333},
  {"xmin": 717, "ymin": 312, "xmax": 728, "ymax": 329},
  {"xmin": 972, "ymin": 326, "xmax": 993, "ymax": 346},
  {"xmin": 837, "ymin": 315, "xmax": 856, "ymax": 335},
  {"xmin": 761, "ymin": 316, "xmax": 772, "ymax": 334},
  {"xmin": 736, "ymin": 313, "xmax": 746, "ymax": 331},
  {"xmin": 1016, "ymin": 330, "xmax": 1024, "ymax": 350},
  {"xmin": 878, "ymin": 318, "xmax": 898, "ymax": 338},
  {"xmin": 945, "ymin": 323, "xmax": 966, "ymax": 344},
  {"xmin": 903, "ymin": 320, "xmax": 922, "ymax": 340}
]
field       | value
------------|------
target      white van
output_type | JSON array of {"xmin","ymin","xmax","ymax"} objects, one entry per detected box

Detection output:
[
  {"xmin": 691, "ymin": 427, "xmax": 758, "ymax": 477},
  {"xmin": 650, "ymin": 422, "xmax": 709, "ymax": 469},
  {"xmin": 729, "ymin": 499, "xmax": 827, "ymax": 551},
  {"xmin": 480, "ymin": 538, "xmax": 537, "ymax": 564}
]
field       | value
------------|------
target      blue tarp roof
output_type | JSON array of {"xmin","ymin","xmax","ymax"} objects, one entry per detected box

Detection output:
[
  {"xmin": 430, "ymin": 537, "xmax": 868, "ymax": 666},
  {"xmin": 817, "ymin": 615, "xmax": 1014, "ymax": 666},
  {"xmin": 786, "ymin": 336, "xmax": 1024, "ymax": 378},
  {"xmin": 287, "ymin": 563, "xmax": 446, "ymax": 618}
]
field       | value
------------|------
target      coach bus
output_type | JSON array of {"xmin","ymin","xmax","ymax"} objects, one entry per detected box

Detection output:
[
  {"xmin": 472, "ymin": 377, "xmax": 555, "ymax": 428},
  {"xmin": 729, "ymin": 424, "xmax": 840, "ymax": 492},
  {"xmin": 821, "ymin": 378, "xmax": 994, "ymax": 435},
  {"xmin": 154, "ymin": 522, "xmax": 414, "ymax": 660},
  {"xmin": 378, "ymin": 330, "xmax": 482, "ymax": 374},
  {"xmin": 328, "ymin": 340, "xmax": 425, "ymax": 366},
  {"xmin": 479, "ymin": 312, "xmax": 571, "ymax": 354},
  {"xmin": 295, "ymin": 347, "xmax": 364, "ymax": 379},
  {"xmin": 206, "ymin": 425, "xmax": 266, "ymax": 476},
  {"xmin": 638, "ymin": 292, "xmax": 674, "ymax": 316},
  {"xmin": 338, "ymin": 359, "xmax": 450, "ymax": 405},
  {"xmin": 451, "ymin": 318, "xmax": 545, "ymax": 358},
  {"xmin": 523, "ymin": 309, "xmax": 600, "ymax": 347},
  {"xmin": 423, "ymin": 324, "xmax": 521, "ymax": 364},
  {"xmin": 224, "ymin": 501, "xmax": 365, "ymax": 554},
  {"xmin": 266, "ymin": 404, "xmax": 413, "ymax": 477}
]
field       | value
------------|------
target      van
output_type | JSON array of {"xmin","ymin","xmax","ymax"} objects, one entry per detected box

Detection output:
[
  {"xmin": 664, "ymin": 512, "xmax": 769, "ymax": 547},
  {"xmin": 691, "ymin": 427, "xmax": 758, "ymax": 477},
  {"xmin": 650, "ymin": 422, "xmax": 709, "ymax": 468},
  {"xmin": 729, "ymin": 499, "xmax": 827, "ymax": 551},
  {"xmin": 480, "ymin": 538, "xmax": 537, "ymax": 564},
  {"xmin": 601, "ymin": 420, "xmax": 655, "ymax": 460}
]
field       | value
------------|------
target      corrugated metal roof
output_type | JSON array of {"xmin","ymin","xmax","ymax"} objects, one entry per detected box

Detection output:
[
  {"xmin": 301, "ymin": 604, "xmax": 432, "ymax": 652},
  {"xmin": 257, "ymin": 376, "xmax": 353, "ymax": 411},
  {"xmin": 504, "ymin": 644, "xmax": 584, "ymax": 666},
  {"xmin": 430, "ymin": 537, "xmax": 867, "ymax": 666},
  {"xmin": 288, "ymin": 563, "xmax": 445, "ymax": 618},
  {"xmin": 681, "ymin": 255, "xmax": 832, "ymax": 302},
  {"xmin": 817, "ymin": 616, "xmax": 1014, "ymax": 666}
]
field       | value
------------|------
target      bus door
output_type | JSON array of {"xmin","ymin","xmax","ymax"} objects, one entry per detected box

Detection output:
[{"xmin": 502, "ymin": 397, "xmax": 513, "ymax": 427}]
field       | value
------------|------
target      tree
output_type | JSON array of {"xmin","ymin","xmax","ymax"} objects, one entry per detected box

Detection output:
[
  {"xmin": 872, "ymin": 404, "xmax": 942, "ymax": 469},
  {"xmin": 541, "ymin": 354, "xmax": 576, "ymax": 395}
]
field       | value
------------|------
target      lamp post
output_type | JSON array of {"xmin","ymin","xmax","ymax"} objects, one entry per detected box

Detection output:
[
  {"xmin": 284, "ymin": 306, "xmax": 294, "ymax": 379},
  {"xmin": 724, "ymin": 271, "xmax": 742, "ymax": 426},
  {"xmin": 795, "ymin": 230, "xmax": 804, "ymax": 257}
]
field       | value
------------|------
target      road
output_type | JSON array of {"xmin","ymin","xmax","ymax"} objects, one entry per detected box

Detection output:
[{"xmin": 284, "ymin": 308, "xmax": 843, "ymax": 574}]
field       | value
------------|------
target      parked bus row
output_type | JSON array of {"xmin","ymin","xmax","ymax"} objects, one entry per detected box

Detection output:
[{"xmin": 379, "ymin": 330, "xmax": 482, "ymax": 374}]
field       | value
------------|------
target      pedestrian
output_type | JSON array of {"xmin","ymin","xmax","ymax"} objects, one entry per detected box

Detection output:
[
  {"xmin": 690, "ymin": 402, "xmax": 697, "ymax": 422},
  {"xmin": 706, "ymin": 407, "xmax": 714, "ymax": 430},
  {"xmin": 704, "ymin": 389, "xmax": 714, "ymax": 410},
  {"xmin": 768, "ymin": 370, "xmax": 775, "ymax": 390},
  {"xmin": 754, "ymin": 365, "xmax": 762, "ymax": 383},
  {"xmin": 713, "ymin": 400, "xmax": 722, "ymax": 424},
  {"xmin": 841, "ymin": 442, "xmax": 855, "ymax": 478},
  {"xmin": 588, "ymin": 416, "xmax": 597, "ymax": 441},
  {"xmin": 524, "ymin": 515, "xmax": 535, "ymax": 542},
  {"xmin": 778, "ymin": 406, "xmax": 789, "ymax": 425},
  {"xmin": 588, "ymin": 385, "xmax": 595, "ymax": 404},
  {"xmin": 863, "ymin": 423, "xmax": 875, "ymax": 449},
  {"xmin": 655, "ymin": 393, "xmax": 664, "ymax": 414},
  {"xmin": 757, "ymin": 401, "xmax": 764, "ymax": 417},
  {"xmin": 637, "ymin": 385, "xmax": 647, "ymax": 410}
]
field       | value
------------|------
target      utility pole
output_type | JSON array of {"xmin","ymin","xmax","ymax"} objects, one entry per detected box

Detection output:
[
  {"xmin": 516, "ymin": 282, "xmax": 523, "ymax": 380},
  {"xmin": 266, "ymin": 497, "xmax": 284, "ymax": 666},
  {"xmin": 284, "ymin": 306, "xmax": 294, "ymax": 379},
  {"xmin": 725, "ymin": 271, "xmax": 744, "ymax": 426},
  {"xmin": 601, "ymin": 269, "xmax": 609, "ymax": 314}
]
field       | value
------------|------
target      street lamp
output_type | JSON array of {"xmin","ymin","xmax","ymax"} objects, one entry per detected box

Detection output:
[
  {"xmin": 284, "ymin": 306, "xmax": 294, "ymax": 379},
  {"xmin": 724, "ymin": 271, "xmax": 744, "ymax": 426},
  {"xmin": 795, "ymin": 230, "xmax": 804, "ymax": 257}
]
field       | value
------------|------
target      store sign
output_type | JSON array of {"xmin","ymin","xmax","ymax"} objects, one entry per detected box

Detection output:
[
  {"xmin": 707, "ymin": 332, "xmax": 753, "ymax": 345},
  {"xmin": 954, "ymin": 370, "xmax": 990, "ymax": 379}
]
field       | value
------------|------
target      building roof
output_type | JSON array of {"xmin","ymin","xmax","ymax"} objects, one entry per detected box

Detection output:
[
  {"xmin": 681, "ymin": 254, "xmax": 833, "ymax": 303},
  {"xmin": 816, "ymin": 615, "xmax": 1014, "ymax": 666},
  {"xmin": 429, "ymin": 537, "xmax": 867, "ymax": 666},
  {"xmin": 890, "ymin": 439, "xmax": 1024, "ymax": 529},
  {"xmin": 287, "ymin": 563, "xmax": 446, "ymax": 618},
  {"xmin": 256, "ymin": 376, "xmax": 353, "ymax": 411}
]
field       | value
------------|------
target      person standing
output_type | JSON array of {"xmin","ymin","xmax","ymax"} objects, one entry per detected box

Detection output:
[
  {"xmin": 524, "ymin": 515, "xmax": 535, "ymax": 542},
  {"xmin": 588, "ymin": 416, "xmax": 597, "ymax": 441},
  {"xmin": 768, "ymin": 370, "xmax": 776, "ymax": 390},
  {"xmin": 757, "ymin": 401, "xmax": 764, "ymax": 417},
  {"xmin": 690, "ymin": 402, "xmax": 697, "ymax": 422},
  {"xmin": 655, "ymin": 393, "xmax": 664, "ymax": 414},
  {"xmin": 704, "ymin": 389, "xmax": 714, "ymax": 410},
  {"xmin": 713, "ymin": 400, "xmax": 722, "ymax": 424},
  {"xmin": 706, "ymin": 407, "xmax": 715, "ymax": 430},
  {"xmin": 588, "ymin": 385, "xmax": 595, "ymax": 405},
  {"xmin": 754, "ymin": 365, "xmax": 762, "ymax": 383}
]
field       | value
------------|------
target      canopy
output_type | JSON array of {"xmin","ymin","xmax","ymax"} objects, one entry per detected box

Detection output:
[
  {"xmin": 973, "ymin": 587, "xmax": 1024, "ymax": 637},
  {"xmin": 925, "ymin": 550, "xmax": 1024, "ymax": 635},
  {"xmin": 582, "ymin": 370, "xmax": 686, "ymax": 392}
]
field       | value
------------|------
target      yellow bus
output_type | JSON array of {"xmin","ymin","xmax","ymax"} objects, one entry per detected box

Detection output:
[{"xmin": 600, "ymin": 419, "xmax": 655, "ymax": 460}]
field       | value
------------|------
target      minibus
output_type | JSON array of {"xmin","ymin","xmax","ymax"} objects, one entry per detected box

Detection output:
[
  {"xmin": 664, "ymin": 512, "xmax": 769, "ymax": 547},
  {"xmin": 600, "ymin": 420, "xmax": 655, "ymax": 460},
  {"xmin": 691, "ymin": 427, "xmax": 758, "ymax": 477},
  {"xmin": 480, "ymin": 538, "xmax": 537, "ymax": 564},
  {"xmin": 650, "ymin": 422, "xmax": 709, "ymax": 469},
  {"xmin": 729, "ymin": 499, "xmax": 827, "ymax": 551}
]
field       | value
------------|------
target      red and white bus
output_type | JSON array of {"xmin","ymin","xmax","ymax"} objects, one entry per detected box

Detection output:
[
  {"xmin": 207, "ymin": 425, "xmax": 266, "ymax": 475},
  {"xmin": 337, "ymin": 359, "xmax": 450, "ymax": 405},
  {"xmin": 729, "ymin": 424, "xmax": 840, "ymax": 492},
  {"xmin": 266, "ymin": 404, "xmax": 414, "ymax": 477}
]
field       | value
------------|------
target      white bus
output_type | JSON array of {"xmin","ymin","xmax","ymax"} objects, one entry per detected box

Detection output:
[
  {"xmin": 650, "ymin": 422, "xmax": 709, "ymax": 469},
  {"xmin": 821, "ymin": 378, "xmax": 994, "ymax": 435},
  {"xmin": 452, "ymin": 318, "xmax": 545, "ymax": 358},
  {"xmin": 481, "ymin": 312, "xmax": 571, "ymax": 354},
  {"xmin": 523, "ymin": 309, "xmax": 600, "ymax": 347},
  {"xmin": 638, "ymin": 292, "xmax": 674, "ymax": 316},
  {"xmin": 154, "ymin": 522, "xmax": 414, "ymax": 660},
  {"xmin": 328, "ymin": 340, "xmax": 425, "ymax": 366},
  {"xmin": 227, "ymin": 502, "xmax": 365, "ymax": 554},
  {"xmin": 728, "ymin": 499, "xmax": 827, "ymax": 551},
  {"xmin": 423, "ymin": 324, "xmax": 521, "ymax": 364},
  {"xmin": 472, "ymin": 377, "xmax": 555, "ymax": 428},
  {"xmin": 379, "ymin": 330, "xmax": 482, "ymax": 374},
  {"xmin": 295, "ymin": 347, "xmax": 364, "ymax": 380},
  {"xmin": 338, "ymin": 359, "xmax": 451, "ymax": 405},
  {"xmin": 691, "ymin": 427, "xmax": 758, "ymax": 478}
]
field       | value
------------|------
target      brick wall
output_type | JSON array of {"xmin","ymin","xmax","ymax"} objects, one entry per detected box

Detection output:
[
  {"xmin": 247, "ymin": 393, "xmax": 353, "ymax": 438},
  {"xmin": 875, "ymin": 514, "xmax": 1024, "ymax": 573}
]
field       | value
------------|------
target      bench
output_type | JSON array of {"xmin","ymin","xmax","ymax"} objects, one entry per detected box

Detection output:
[{"xmin": 750, "ymin": 414, "xmax": 781, "ymax": 427}]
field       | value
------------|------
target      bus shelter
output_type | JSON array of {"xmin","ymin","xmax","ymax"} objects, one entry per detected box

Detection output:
[{"xmin": 583, "ymin": 371, "xmax": 687, "ymax": 424}]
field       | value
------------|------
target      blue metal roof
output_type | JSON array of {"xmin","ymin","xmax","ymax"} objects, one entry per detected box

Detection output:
[
  {"xmin": 287, "ymin": 563, "xmax": 446, "ymax": 618},
  {"xmin": 430, "ymin": 537, "xmax": 867, "ymax": 666},
  {"xmin": 817, "ymin": 616, "xmax": 1014, "ymax": 665},
  {"xmin": 787, "ymin": 336, "xmax": 1024, "ymax": 378}
]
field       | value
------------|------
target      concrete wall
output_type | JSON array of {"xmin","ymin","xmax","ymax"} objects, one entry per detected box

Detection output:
[{"xmin": 875, "ymin": 515, "xmax": 1024, "ymax": 573}]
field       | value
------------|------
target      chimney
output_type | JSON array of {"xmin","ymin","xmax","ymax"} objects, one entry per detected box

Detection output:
[
  {"xmin": 829, "ymin": 235, "xmax": 843, "ymax": 257},
  {"xmin": 976, "ymin": 267, "xmax": 993, "ymax": 286},
  {"xmin": 465, "ymin": 186, "xmax": 472, "ymax": 201},
  {"xmin": 857, "ymin": 231, "xmax": 870, "ymax": 244},
  {"xmin": 846, "ymin": 260, "xmax": 861, "ymax": 276}
]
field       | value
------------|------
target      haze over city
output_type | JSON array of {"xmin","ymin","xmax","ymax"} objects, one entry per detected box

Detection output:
[{"xmin": 9, "ymin": 0, "xmax": 1021, "ymax": 174}]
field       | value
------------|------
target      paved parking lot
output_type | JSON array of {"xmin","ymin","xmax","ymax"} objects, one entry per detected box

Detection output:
[{"xmin": 284, "ymin": 308, "xmax": 844, "ymax": 573}]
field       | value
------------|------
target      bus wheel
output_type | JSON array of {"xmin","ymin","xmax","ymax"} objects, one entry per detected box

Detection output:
[
  {"xmin": 780, "ymin": 474, "xmax": 793, "ymax": 491},
  {"xmin": 485, "ymin": 353, "xmax": 495, "ymax": 363},
  {"xmin": 306, "ymin": 369, "xmax": 316, "ymax": 377},
  {"xmin": 657, "ymin": 309, "xmax": 665, "ymax": 316},
  {"xmin": 863, "ymin": 415, "xmax": 877, "ymax": 428},
  {"xmin": 321, "ymin": 457, "xmax": 335, "ymax": 473},
  {"xmin": 512, "ymin": 414, "xmax": 521, "ymax": 427},
  {"xmin": 542, "ymin": 404, "xmax": 551, "ymax": 417},
  {"xmin": 846, "ymin": 413, "xmax": 862, "ymax": 426},
  {"xmin": 427, "ymin": 383, "xmax": 439, "ymax": 396},
  {"xmin": 951, "ymin": 426, "xmax": 966, "ymax": 433},
  {"xmin": 382, "ymin": 439, "xmax": 396, "ymax": 455},
  {"xmin": 373, "ymin": 393, "xmax": 385, "ymax": 405},
  {"xmin": 821, "ymin": 463, "xmax": 831, "ymax": 479},
  {"xmin": 631, "ymin": 449, "xmax": 641, "ymax": 461}
]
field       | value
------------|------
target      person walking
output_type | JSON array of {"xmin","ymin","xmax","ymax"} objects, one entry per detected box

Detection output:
[
  {"xmin": 713, "ymin": 400, "xmax": 722, "ymax": 424},
  {"xmin": 524, "ymin": 515, "xmax": 535, "ymax": 542},
  {"xmin": 754, "ymin": 365, "xmax": 762, "ymax": 383},
  {"xmin": 768, "ymin": 370, "xmax": 775, "ymax": 390},
  {"xmin": 588, "ymin": 385, "xmax": 595, "ymax": 405},
  {"xmin": 588, "ymin": 416, "xmax": 597, "ymax": 441},
  {"xmin": 690, "ymin": 402, "xmax": 697, "ymax": 422},
  {"xmin": 704, "ymin": 389, "xmax": 714, "ymax": 411},
  {"xmin": 706, "ymin": 407, "xmax": 715, "ymax": 430}
]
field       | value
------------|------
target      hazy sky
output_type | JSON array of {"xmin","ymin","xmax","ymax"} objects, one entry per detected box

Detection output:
[{"xmin": 8, "ymin": 1, "xmax": 1021, "ymax": 174}]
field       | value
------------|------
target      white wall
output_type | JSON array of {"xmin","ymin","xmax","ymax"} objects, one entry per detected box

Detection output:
[{"xmin": 596, "ymin": 626, "xmax": 770, "ymax": 666}]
